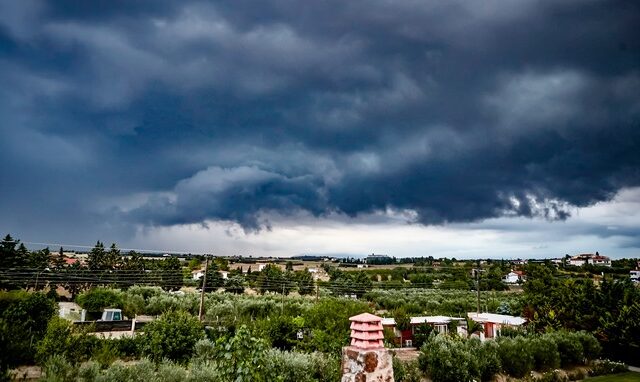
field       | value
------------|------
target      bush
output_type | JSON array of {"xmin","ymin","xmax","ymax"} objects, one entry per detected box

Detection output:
[
  {"xmin": 497, "ymin": 336, "xmax": 534, "ymax": 378},
  {"xmin": 112, "ymin": 335, "xmax": 141, "ymax": 358},
  {"xmin": 41, "ymin": 355, "xmax": 76, "ymax": 382},
  {"xmin": 140, "ymin": 311, "xmax": 204, "ymax": 363},
  {"xmin": 474, "ymin": 340, "xmax": 502, "ymax": 382},
  {"xmin": 537, "ymin": 370, "xmax": 569, "ymax": 382},
  {"xmin": 566, "ymin": 369, "xmax": 587, "ymax": 381},
  {"xmin": 419, "ymin": 336, "xmax": 478, "ymax": 382},
  {"xmin": 548, "ymin": 331, "xmax": 584, "ymax": 367},
  {"xmin": 0, "ymin": 291, "xmax": 56, "ymax": 368},
  {"xmin": 77, "ymin": 361, "xmax": 100, "ymax": 382},
  {"xmin": 95, "ymin": 359, "xmax": 156, "ymax": 382},
  {"xmin": 76, "ymin": 289, "xmax": 124, "ymax": 313},
  {"xmin": 588, "ymin": 360, "xmax": 628, "ymax": 376},
  {"xmin": 574, "ymin": 331, "xmax": 601, "ymax": 361},
  {"xmin": 393, "ymin": 358, "xmax": 422, "ymax": 382},
  {"xmin": 530, "ymin": 335, "xmax": 561, "ymax": 371},
  {"xmin": 36, "ymin": 317, "xmax": 101, "ymax": 365}
]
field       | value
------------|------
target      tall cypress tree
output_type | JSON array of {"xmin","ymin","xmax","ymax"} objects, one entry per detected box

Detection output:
[{"xmin": 88, "ymin": 241, "xmax": 106, "ymax": 270}]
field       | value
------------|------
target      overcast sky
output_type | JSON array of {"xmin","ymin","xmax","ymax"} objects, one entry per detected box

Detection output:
[{"xmin": 0, "ymin": 0, "xmax": 639, "ymax": 258}]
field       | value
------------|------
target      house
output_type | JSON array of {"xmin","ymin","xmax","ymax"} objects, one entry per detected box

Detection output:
[
  {"xmin": 220, "ymin": 271, "xmax": 228, "ymax": 280},
  {"xmin": 569, "ymin": 253, "xmax": 611, "ymax": 267},
  {"xmin": 503, "ymin": 270, "xmax": 525, "ymax": 284},
  {"xmin": 467, "ymin": 312, "xmax": 526, "ymax": 340},
  {"xmin": 381, "ymin": 316, "xmax": 465, "ymax": 347},
  {"xmin": 630, "ymin": 270, "xmax": 640, "ymax": 283},
  {"xmin": 192, "ymin": 270, "xmax": 205, "ymax": 280}
]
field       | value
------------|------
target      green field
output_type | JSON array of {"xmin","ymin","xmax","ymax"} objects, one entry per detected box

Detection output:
[{"xmin": 587, "ymin": 372, "xmax": 640, "ymax": 381}]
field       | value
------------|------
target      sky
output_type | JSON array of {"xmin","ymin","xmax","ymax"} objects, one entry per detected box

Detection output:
[{"xmin": 0, "ymin": 0, "xmax": 639, "ymax": 258}]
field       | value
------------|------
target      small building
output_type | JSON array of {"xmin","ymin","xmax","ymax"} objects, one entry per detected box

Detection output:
[
  {"xmin": 467, "ymin": 312, "xmax": 526, "ymax": 340},
  {"xmin": 221, "ymin": 271, "xmax": 229, "ymax": 280},
  {"xmin": 630, "ymin": 270, "xmax": 640, "ymax": 283},
  {"xmin": 381, "ymin": 316, "xmax": 465, "ymax": 347},
  {"xmin": 503, "ymin": 270, "xmax": 525, "ymax": 284},
  {"xmin": 192, "ymin": 270, "xmax": 204, "ymax": 280}
]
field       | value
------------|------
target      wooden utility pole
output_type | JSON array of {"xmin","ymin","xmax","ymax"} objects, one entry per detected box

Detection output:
[
  {"xmin": 315, "ymin": 280, "xmax": 319, "ymax": 302},
  {"xmin": 474, "ymin": 268, "xmax": 481, "ymax": 314},
  {"xmin": 198, "ymin": 256, "xmax": 210, "ymax": 321}
]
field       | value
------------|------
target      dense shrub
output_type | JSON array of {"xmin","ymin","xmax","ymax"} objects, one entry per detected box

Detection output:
[
  {"xmin": 473, "ymin": 339, "xmax": 502, "ymax": 382},
  {"xmin": 197, "ymin": 325, "xmax": 269, "ymax": 381},
  {"xmin": 547, "ymin": 331, "xmax": 584, "ymax": 367},
  {"xmin": 530, "ymin": 335, "xmax": 561, "ymax": 371},
  {"xmin": 0, "ymin": 291, "xmax": 56, "ymax": 369},
  {"xmin": 36, "ymin": 317, "xmax": 101, "ymax": 365},
  {"xmin": 575, "ymin": 331, "xmax": 601, "ymax": 361},
  {"xmin": 76, "ymin": 289, "xmax": 124, "ymax": 313},
  {"xmin": 588, "ymin": 360, "xmax": 628, "ymax": 376},
  {"xmin": 497, "ymin": 336, "xmax": 535, "ymax": 378},
  {"xmin": 41, "ymin": 355, "xmax": 76, "ymax": 382},
  {"xmin": 419, "ymin": 335, "xmax": 478, "ymax": 382},
  {"xmin": 393, "ymin": 358, "xmax": 422, "ymax": 382},
  {"xmin": 140, "ymin": 311, "xmax": 204, "ymax": 363},
  {"xmin": 263, "ymin": 349, "xmax": 340, "ymax": 382}
]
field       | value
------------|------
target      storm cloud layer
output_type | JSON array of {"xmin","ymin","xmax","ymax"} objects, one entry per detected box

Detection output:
[{"xmin": 0, "ymin": 0, "xmax": 639, "ymax": 244}]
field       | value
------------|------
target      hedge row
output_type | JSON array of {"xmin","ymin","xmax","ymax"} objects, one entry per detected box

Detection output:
[{"xmin": 419, "ymin": 330, "xmax": 601, "ymax": 382}]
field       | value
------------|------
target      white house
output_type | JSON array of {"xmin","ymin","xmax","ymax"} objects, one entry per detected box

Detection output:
[
  {"xmin": 467, "ymin": 313, "xmax": 526, "ymax": 340},
  {"xmin": 630, "ymin": 270, "xmax": 640, "ymax": 283},
  {"xmin": 192, "ymin": 270, "xmax": 204, "ymax": 280},
  {"xmin": 503, "ymin": 271, "xmax": 525, "ymax": 284},
  {"xmin": 221, "ymin": 271, "xmax": 229, "ymax": 279}
]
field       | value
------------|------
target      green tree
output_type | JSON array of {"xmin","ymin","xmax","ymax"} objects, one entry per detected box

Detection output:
[
  {"xmin": 52, "ymin": 247, "xmax": 66, "ymax": 269},
  {"xmin": 87, "ymin": 241, "xmax": 106, "ymax": 270},
  {"xmin": 105, "ymin": 243, "xmax": 122, "ymax": 270},
  {"xmin": 224, "ymin": 275, "xmax": 245, "ymax": 294},
  {"xmin": 285, "ymin": 261, "xmax": 294, "ymax": 272},
  {"xmin": 257, "ymin": 264, "xmax": 291, "ymax": 294},
  {"xmin": 158, "ymin": 256, "xmax": 183, "ymax": 291},
  {"xmin": 201, "ymin": 264, "xmax": 224, "ymax": 291},
  {"xmin": 394, "ymin": 308, "xmax": 411, "ymax": 346},
  {"xmin": 465, "ymin": 317, "xmax": 484, "ymax": 338},
  {"xmin": 0, "ymin": 234, "xmax": 19, "ymax": 271},
  {"xmin": 140, "ymin": 311, "xmax": 204, "ymax": 363},
  {"xmin": 297, "ymin": 269, "xmax": 315, "ymax": 296}
]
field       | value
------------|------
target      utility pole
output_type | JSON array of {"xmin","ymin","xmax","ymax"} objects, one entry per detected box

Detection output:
[
  {"xmin": 474, "ymin": 268, "xmax": 482, "ymax": 315},
  {"xmin": 198, "ymin": 256, "xmax": 209, "ymax": 322},
  {"xmin": 281, "ymin": 284, "xmax": 285, "ymax": 315},
  {"xmin": 315, "ymin": 280, "xmax": 319, "ymax": 302}
]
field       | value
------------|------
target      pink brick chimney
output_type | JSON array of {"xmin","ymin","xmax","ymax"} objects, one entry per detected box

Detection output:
[{"xmin": 349, "ymin": 312, "xmax": 384, "ymax": 349}]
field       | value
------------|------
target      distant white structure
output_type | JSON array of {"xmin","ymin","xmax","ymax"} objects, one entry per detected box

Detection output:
[
  {"xmin": 221, "ymin": 271, "xmax": 228, "ymax": 279},
  {"xmin": 192, "ymin": 270, "xmax": 204, "ymax": 280},
  {"xmin": 630, "ymin": 270, "xmax": 640, "ymax": 283},
  {"xmin": 503, "ymin": 270, "xmax": 525, "ymax": 284},
  {"xmin": 569, "ymin": 253, "xmax": 611, "ymax": 267},
  {"xmin": 357, "ymin": 264, "xmax": 369, "ymax": 268}
]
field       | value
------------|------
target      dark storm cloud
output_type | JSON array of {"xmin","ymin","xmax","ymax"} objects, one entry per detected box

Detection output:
[{"xmin": 0, "ymin": 0, "xmax": 639, "ymax": 242}]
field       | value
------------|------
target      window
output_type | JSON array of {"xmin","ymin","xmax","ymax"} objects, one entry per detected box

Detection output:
[
  {"xmin": 405, "ymin": 340, "xmax": 412, "ymax": 347},
  {"xmin": 113, "ymin": 311, "xmax": 122, "ymax": 320}
]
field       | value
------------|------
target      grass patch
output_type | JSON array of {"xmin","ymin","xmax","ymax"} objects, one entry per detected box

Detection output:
[{"xmin": 587, "ymin": 372, "xmax": 640, "ymax": 381}]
